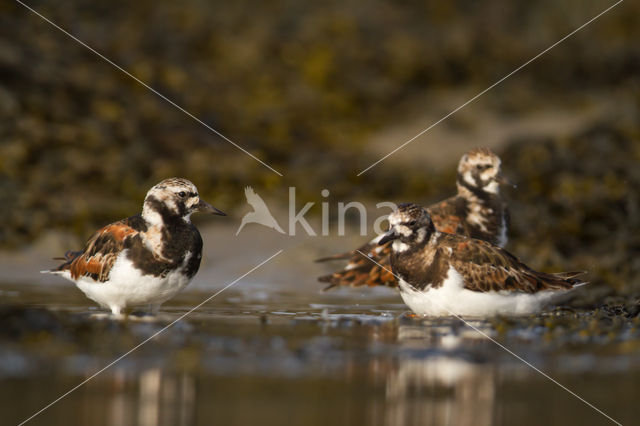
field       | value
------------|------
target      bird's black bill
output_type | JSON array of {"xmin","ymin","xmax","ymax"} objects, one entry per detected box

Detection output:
[
  {"xmin": 496, "ymin": 174, "xmax": 516, "ymax": 188},
  {"xmin": 378, "ymin": 229, "xmax": 399, "ymax": 245},
  {"xmin": 196, "ymin": 200, "xmax": 226, "ymax": 216}
]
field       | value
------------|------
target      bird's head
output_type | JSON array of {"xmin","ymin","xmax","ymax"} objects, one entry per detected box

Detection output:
[
  {"xmin": 379, "ymin": 203, "xmax": 434, "ymax": 251},
  {"xmin": 142, "ymin": 177, "xmax": 225, "ymax": 224},
  {"xmin": 456, "ymin": 147, "xmax": 513, "ymax": 195}
]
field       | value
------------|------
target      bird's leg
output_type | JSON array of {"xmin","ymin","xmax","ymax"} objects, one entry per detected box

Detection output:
[
  {"xmin": 149, "ymin": 303, "xmax": 161, "ymax": 316},
  {"xmin": 110, "ymin": 305, "xmax": 128, "ymax": 321}
]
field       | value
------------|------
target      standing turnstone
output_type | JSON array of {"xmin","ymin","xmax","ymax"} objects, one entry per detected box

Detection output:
[
  {"xmin": 317, "ymin": 147, "xmax": 511, "ymax": 289},
  {"xmin": 380, "ymin": 203, "xmax": 585, "ymax": 316},
  {"xmin": 43, "ymin": 178, "xmax": 226, "ymax": 315}
]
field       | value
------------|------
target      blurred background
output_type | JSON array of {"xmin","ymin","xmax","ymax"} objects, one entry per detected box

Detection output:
[
  {"xmin": 1, "ymin": 1, "xmax": 640, "ymax": 424},
  {"xmin": 1, "ymin": 0, "xmax": 638, "ymax": 293}
]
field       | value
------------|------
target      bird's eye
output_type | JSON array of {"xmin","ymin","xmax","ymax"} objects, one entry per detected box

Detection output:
[
  {"xmin": 476, "ymin": 164, "xmax": 491, "ymax": 170},
  {"xmin": 407, "ymin": 220, "xmax": 417, "ymax": 227},
  {"xmin": 178, "ymin": 191, "xmax": 187, "ymax": 198}
]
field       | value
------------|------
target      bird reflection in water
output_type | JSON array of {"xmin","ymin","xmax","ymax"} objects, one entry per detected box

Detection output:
[
  {"xmin": 90, "ymin": 368, "xmax": 195, "ymax": 426},
  {"xmin": 381, "ymin": 323, "xmax": 496, "ymax": 426}
]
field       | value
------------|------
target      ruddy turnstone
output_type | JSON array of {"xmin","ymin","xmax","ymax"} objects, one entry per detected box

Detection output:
[
  {"xmin": 43, "ymin": 178, "xmax": 226, "ymax": 315},
  {"xmin": 380, "ymin": 203, "xmax": 585, "ymax": 316},
  {"xmin": 317, "ymin": 147, "xmax": 511, "ymax": 289}
]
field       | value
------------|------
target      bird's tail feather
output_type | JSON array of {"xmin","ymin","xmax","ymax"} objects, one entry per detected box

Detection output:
[
  {"xmin": 315, "ymin": 251, "xmax": 353, "ymax": 262},
  {"xmin": 553, "ymin": 271, "xmax": 586, "ymax": 279},
  {"xmin": 551, "ymin": 271, "xmax": 588, "ymax": 288}
]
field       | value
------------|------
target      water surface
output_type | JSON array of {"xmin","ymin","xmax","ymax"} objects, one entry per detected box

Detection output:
[{"xmin": 2, "ymin": 280, "xmax": 639, "ymax": 426}]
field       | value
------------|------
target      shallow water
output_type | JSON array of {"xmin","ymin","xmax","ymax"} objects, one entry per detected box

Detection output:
[
  {"xmin": 2, "ymin": 280, "xmax": 640, "ymax": 426},
  {"xmin": 1, "ymin": 224, "xmax": 639, "ymax": 426}
]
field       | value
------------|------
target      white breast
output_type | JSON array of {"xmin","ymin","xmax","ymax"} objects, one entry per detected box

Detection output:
[
  {"xmin": 72, "ymin": 250, "xmax": 194, "ymax": 314},
  {"xmin": 398, "ymin": 266, "xmax": 568, "ymax": 317}
]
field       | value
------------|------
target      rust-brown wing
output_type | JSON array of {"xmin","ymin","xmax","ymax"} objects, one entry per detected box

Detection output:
[
  {"xmin": 55, "ymin": 219, "xmax": 140, "ymax": 282},
  {"xmin": 441, "ymin": 234, "xmax": 580, "ymax": 293},
  {"xmin": 426, "ymin": 196, "xmax": 465, "ymax": 235},
  {"xmin": 317, "ymin": 239, "xmax": 397, "ymax": 289}
]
